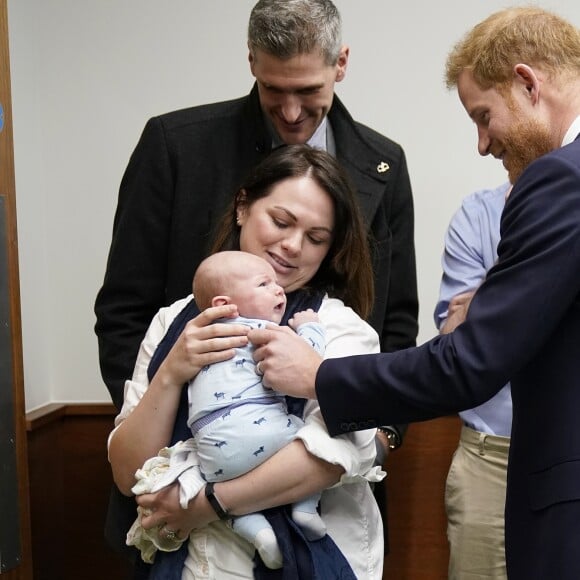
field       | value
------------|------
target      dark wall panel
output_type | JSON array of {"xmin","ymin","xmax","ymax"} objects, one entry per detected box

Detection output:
[{"xmin": 0, "ymin": 195, "xmax": 21, "ymax": 572}]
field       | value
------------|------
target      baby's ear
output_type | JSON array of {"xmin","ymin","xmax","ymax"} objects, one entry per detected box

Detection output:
[{"xmin": 212, "ymin": 295, "xmax": 231, "ymax": 307}]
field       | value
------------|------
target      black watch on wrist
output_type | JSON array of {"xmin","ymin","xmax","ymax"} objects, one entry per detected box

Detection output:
[
  {"xmin": 378, "ymin": 426, "xmax": 401, "ymax": 450},
  {"xmin": 205, "ymin": 482, "xmax": 229, "ymax": 520}
]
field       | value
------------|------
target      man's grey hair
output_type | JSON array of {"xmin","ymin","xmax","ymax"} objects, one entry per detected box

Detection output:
[{"xmin": 248, "ymin": 0, "xmax": 342, "ymax": 66}]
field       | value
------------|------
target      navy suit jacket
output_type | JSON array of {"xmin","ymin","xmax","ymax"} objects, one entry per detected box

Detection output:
[{"xmin": 317, "ymin": 137, "xmax": 580, "ymax": 580}]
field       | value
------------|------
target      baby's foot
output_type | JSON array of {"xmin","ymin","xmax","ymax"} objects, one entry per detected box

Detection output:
[
  {"xmin": 292, "ymin": 510, "xmax": 327, "ymax": 541},
  {"xmin": 255, "ymin": 528, "xmax": 283, "ymax": 569}
]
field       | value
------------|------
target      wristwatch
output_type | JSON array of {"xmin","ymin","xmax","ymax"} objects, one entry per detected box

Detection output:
[
  {"xmin": 377, "ymin": 426, "xmax": 401, "ymax": 450},
  {"xmin": 205, "ymin": 482, "xmax": 229, "ymax": 520}
]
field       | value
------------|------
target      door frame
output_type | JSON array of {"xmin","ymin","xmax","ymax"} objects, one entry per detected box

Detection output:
[{"xmin": 0, "ymin": 0, "xmax": 33, "ymax": 577}]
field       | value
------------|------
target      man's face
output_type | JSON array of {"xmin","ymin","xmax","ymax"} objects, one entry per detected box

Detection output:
[
  {"xmin": 457, "ymin": 69, "xmax": 554, "ymax": 183},
  {"xmin": 249, "ymin": 47, "xmax": 348, "ymax": 144},
  {"xmin": 501, "ymin": 117, "xmax": 554, "ymax": 183}
]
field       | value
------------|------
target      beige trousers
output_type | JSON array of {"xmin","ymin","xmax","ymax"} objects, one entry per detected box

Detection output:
[{"xmin": 445, "ymin": 425, "xmax": 510, "ymax": 580}]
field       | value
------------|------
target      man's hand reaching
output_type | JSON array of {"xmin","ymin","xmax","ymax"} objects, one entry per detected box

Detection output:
[{"xmin": 249, "ymin": 324, "xmax": 322, "ymax": 400}]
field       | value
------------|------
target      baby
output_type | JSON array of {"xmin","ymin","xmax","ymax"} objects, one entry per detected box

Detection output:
[
  {"xmin": 128, "ymin": 251, "xmax": 326, "ymax": 569},
  {"xmin": 187, "ymin": 251, "xmax": 326, "ymax": 568}
]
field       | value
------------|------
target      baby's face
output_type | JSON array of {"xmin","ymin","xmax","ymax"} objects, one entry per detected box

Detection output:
[{"xmin": 230, "ymin": 260, "xmax": 286, "ymax": 324}]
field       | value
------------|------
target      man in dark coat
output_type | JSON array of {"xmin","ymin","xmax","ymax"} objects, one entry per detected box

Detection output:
[{"xmin": 95, "ymin": 0, "xmax": 418, "ymax": 570}]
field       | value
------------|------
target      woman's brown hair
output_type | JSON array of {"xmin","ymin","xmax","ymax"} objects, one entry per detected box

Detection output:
[{"xmin": 211, "ymin": 144, "xmax": 374, "ymax": 319}]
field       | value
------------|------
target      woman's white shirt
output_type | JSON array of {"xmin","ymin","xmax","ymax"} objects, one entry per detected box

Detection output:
[{"xmin": 110, "ymin": 294, "xmax": 384, "ymax": 579}]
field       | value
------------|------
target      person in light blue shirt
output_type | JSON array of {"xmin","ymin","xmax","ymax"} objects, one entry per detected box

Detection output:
[{"xmin": 434, "ymin": 182, "xmax": 511, "ymax": 580}]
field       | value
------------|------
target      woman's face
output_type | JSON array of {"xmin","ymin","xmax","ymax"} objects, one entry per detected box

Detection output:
[{"xmin": 237, "ymin": 176, "xmax": 335, "ymax": 293}]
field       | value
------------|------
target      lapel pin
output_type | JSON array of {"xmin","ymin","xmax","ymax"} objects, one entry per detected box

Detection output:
[{"xmin": 377, "ymin": 161, "xmax": 390, "ymax": 173}]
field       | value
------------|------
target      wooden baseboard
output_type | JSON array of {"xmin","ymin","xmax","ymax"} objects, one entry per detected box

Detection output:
[{"xmin": 26, "ymin": 403, "xmax": 130, "ymax": 580}]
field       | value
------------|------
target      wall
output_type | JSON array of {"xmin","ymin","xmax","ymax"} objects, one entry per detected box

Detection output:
[{"xmin": 7, "ymin": 0, "xmax": 580, "ymax": 409}]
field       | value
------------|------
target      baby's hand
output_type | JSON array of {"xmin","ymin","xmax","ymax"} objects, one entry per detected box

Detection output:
[{"xmin": 288, "ymin": 308, "xmax": 319, "ymax": 330}]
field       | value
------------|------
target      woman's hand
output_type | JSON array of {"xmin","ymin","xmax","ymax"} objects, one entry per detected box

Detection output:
[
  {"xmin": 156, "ymin": 304, "xmax": 250, "ymax": 387},
  {"xmin": 137, "ymin": 483, "xmax": 196, "ymax": 542},
  {"xmin": 137, "ymin": 483, "xmax": 218, "ymax": 542}
]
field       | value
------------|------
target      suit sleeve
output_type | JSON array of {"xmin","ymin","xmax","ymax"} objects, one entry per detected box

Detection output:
[
  {"xmin": 94, "ymin": 117, "xmax": 175, "ymax": 410},
  {"xmin": 316, "ymin": 153, "xmax": 580, "ymax": 436}
]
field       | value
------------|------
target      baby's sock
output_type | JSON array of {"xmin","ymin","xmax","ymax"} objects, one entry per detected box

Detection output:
[
  {"xmin": 292, "ymin": 509, "xmax": 327, "ymax": 541},
  {"xmin": 254, "ymin": 528, "xmax": 284, "ymax": 569}
]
